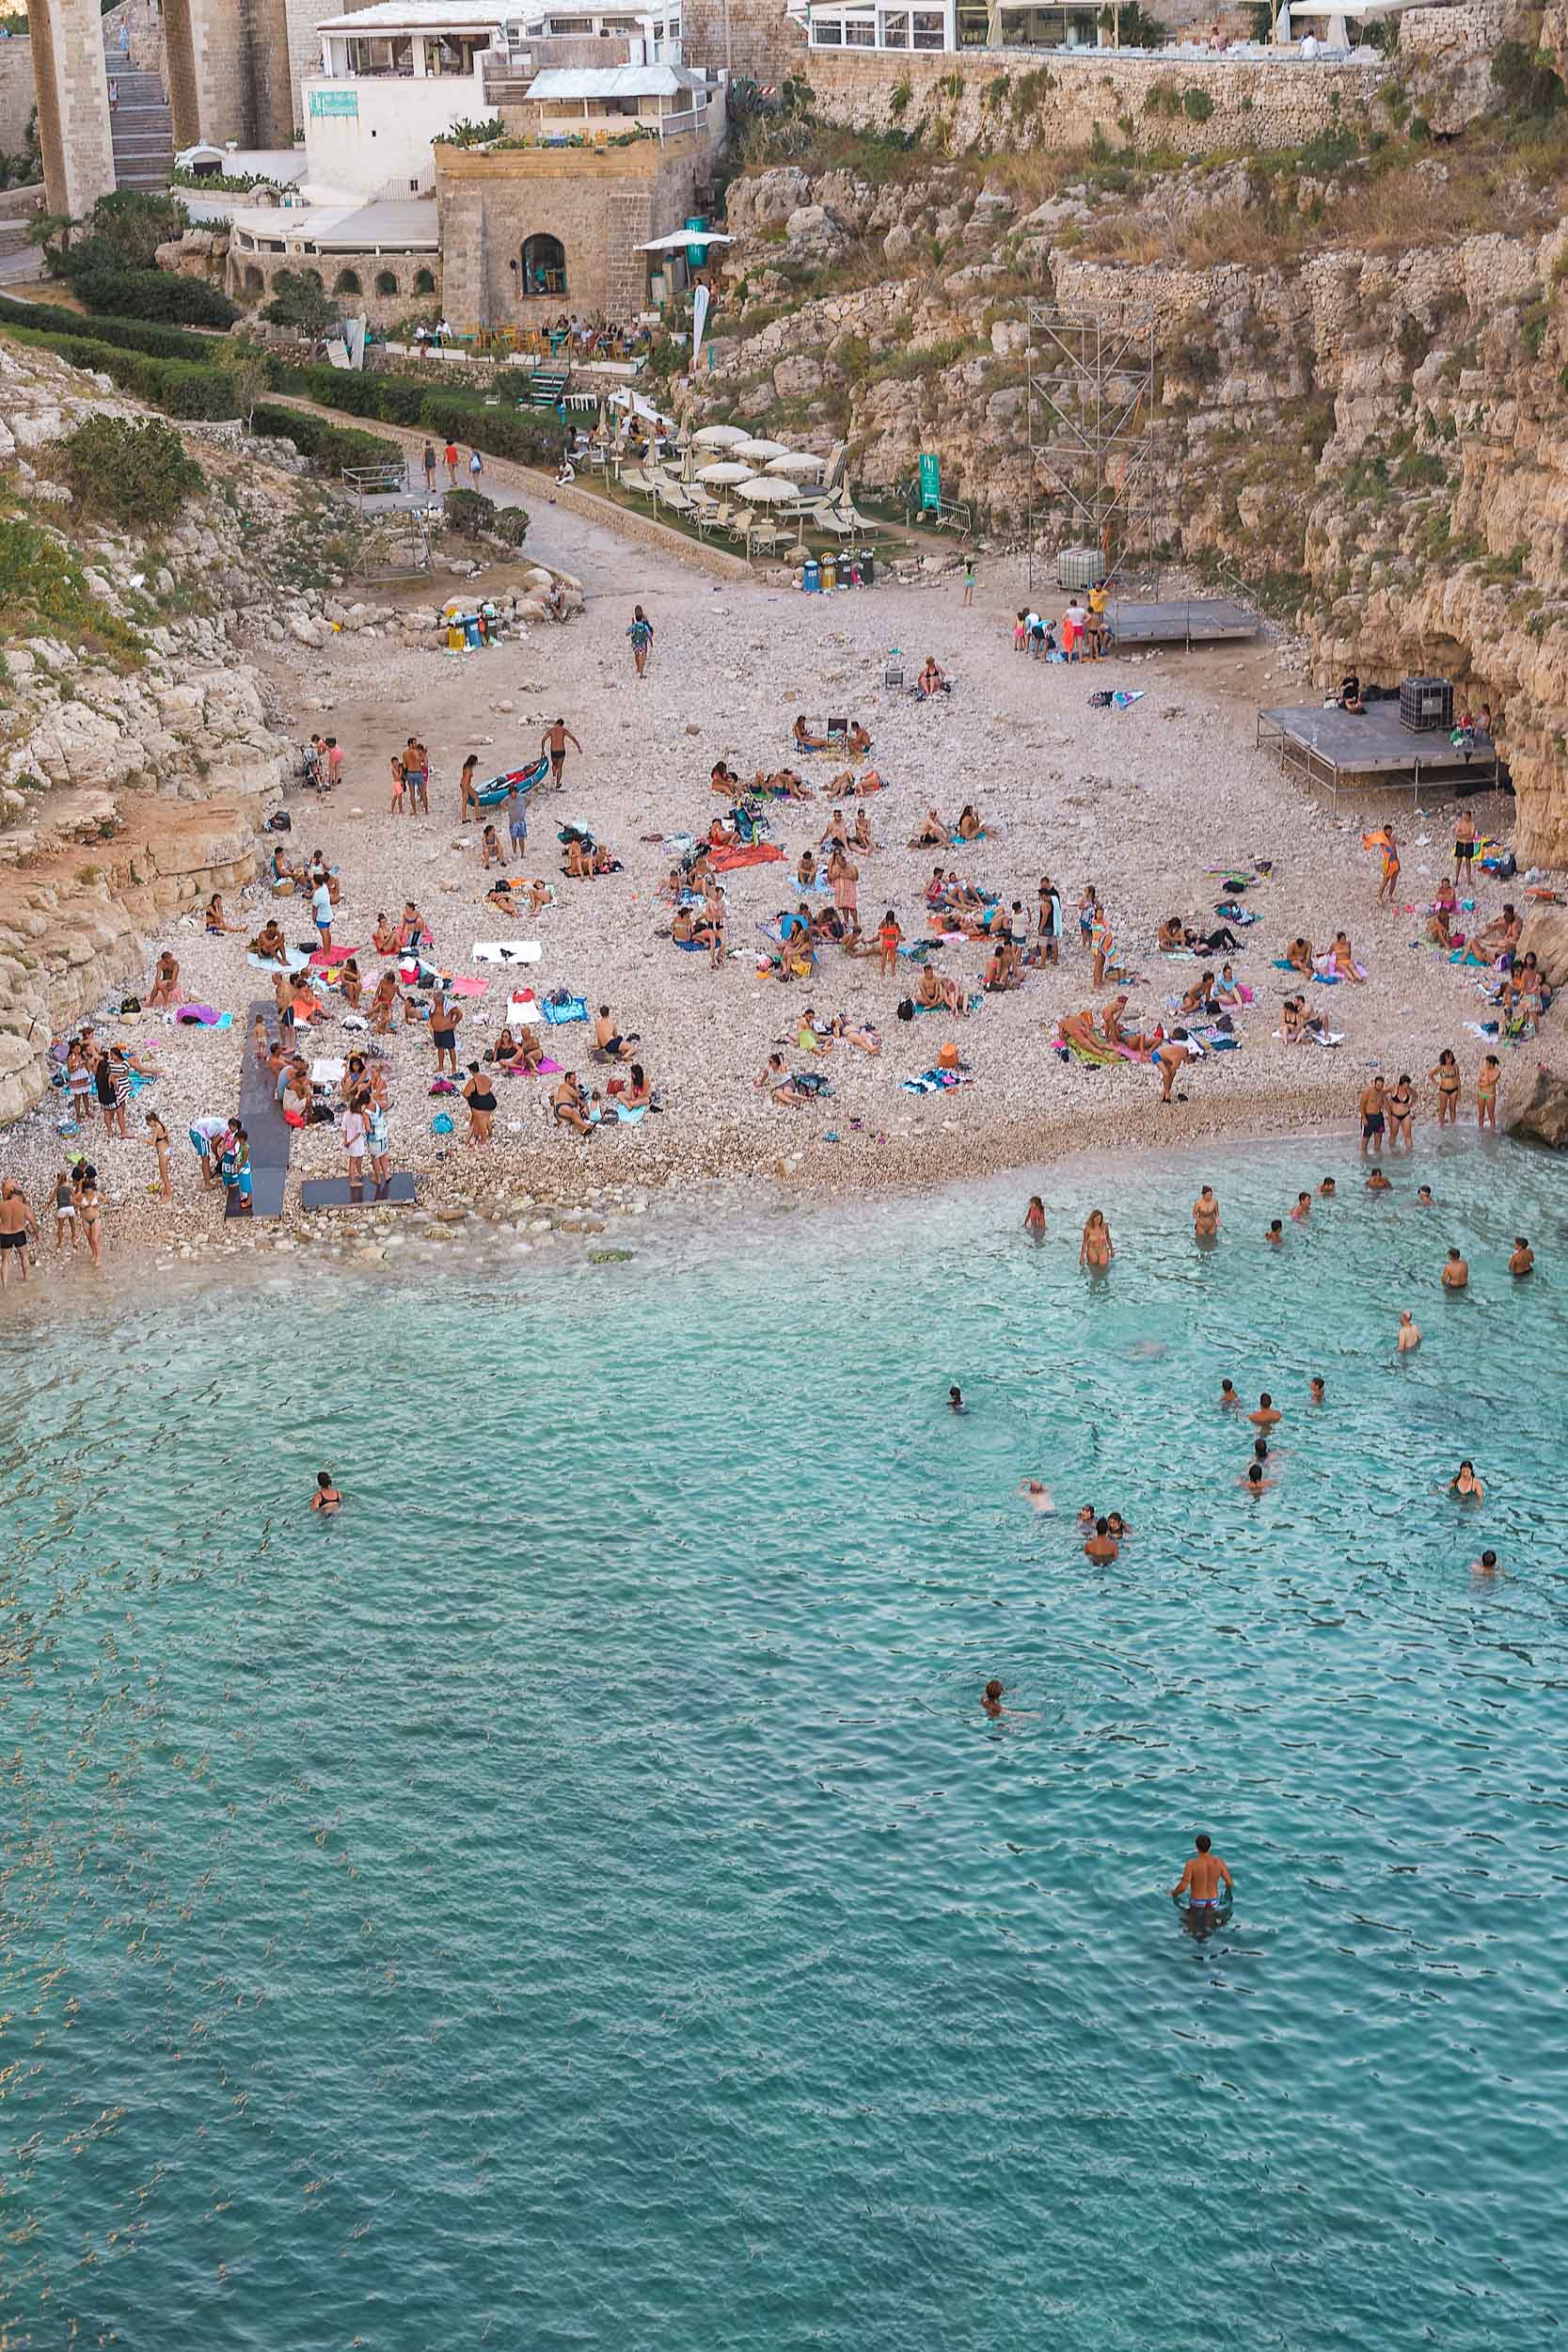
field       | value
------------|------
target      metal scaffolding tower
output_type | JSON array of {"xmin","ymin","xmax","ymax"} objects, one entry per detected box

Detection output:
[{"xmin": 1026, "ymin": 303, "xmax": 1157, "ymax": 593}]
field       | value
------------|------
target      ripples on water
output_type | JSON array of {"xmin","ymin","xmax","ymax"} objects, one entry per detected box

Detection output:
[{"xmin": 3, "ymin": 1135, "xmax": 1566, "ymax": 2349}]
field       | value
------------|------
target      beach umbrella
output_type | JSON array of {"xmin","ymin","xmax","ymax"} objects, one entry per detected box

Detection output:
[
  {"xmin": 695, "ymin": 459, "xmax": 753, "ymax": 485},
  {"xmin": 693, "ymin": 423, "xmax": 749, "ymax": 447},
  {"xmin": 765, "ymin": 450, "xmax": 826, "ymax": 477},
  {"xmin": 731, "ymin": 437, "xmax": 789, "ymax": 463},
  {"xmin": 734, "ymin": 474, "xmax": 799, "ymax": 503}
]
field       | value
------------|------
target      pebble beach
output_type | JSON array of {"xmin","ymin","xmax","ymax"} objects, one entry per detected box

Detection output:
[{"xmin": 0, "ymin": 493, "xmax": 1526, "ymax": 1292}]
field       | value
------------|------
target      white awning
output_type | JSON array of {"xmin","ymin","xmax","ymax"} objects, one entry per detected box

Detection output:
[
  {"xmin": 633, "ymin": 228, "xmax": 733, "ymax": 251},
  {"xmin": 524, "ymin": 63, "xmax": 697, "ymax": 97}
]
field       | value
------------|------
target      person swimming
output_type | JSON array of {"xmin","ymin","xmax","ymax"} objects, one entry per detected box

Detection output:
[
  {"xmin": 948, "ymin": 1385, "xmax": 966, "ymax": 1413},
  {"xmin": 981, "ymin": 1677, "xmax": 1005, "ymax": 1717},
  {"xmin": 1020, "ymin": 1479, "xmax": 1055, "ymax": 1515},
  {"xmin": 1219, "ymin": 1378, "xmax": 1240, "ymax": 1408},
  {"xmin": 310, "ymin": 1470, "xmax": 342, "ymax": 1515}
]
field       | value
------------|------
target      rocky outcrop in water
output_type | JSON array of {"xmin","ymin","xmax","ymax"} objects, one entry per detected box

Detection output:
[{"xmin": 1508, "ymin": 1064, "xmax": 1568, "ymax": 1148}]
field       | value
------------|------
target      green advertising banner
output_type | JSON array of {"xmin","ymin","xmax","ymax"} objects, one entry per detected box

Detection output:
[
  {"xmin": 309, "ymin": 87, "xmax": 359, "ymax": 117},
  {"xmin": 918, "ymin": 453, "xmax": 941, "ymax": 512}
]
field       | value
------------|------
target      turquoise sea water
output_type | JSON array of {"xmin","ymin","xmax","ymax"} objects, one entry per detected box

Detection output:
[{"xmin": 4, "ymin": 1132, "xmax": 1568, "ymax": 2351}]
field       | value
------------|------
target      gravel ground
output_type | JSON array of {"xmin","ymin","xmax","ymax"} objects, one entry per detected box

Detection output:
[{"xmin": 0, "ymin": 502, "xmax": 1530, "ymax": 1290}]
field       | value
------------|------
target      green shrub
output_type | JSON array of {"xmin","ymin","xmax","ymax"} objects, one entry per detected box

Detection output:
[
  {"xmin": 70, "ymin": 187, "xmax": 187, "ymax": 270},
  {"xmin": 416, "ymin": 392, "xmax": 564, "ymax": 466},
  {"xmin": 441, "ymin": 485, "xmax": 498, "ymax": 537},
  {"xmin": 58, "ymin": 414, "xmax": 203, "ymax": 527},
  {"xmin": 69, "ymin": 264, "xmax": 239, "ymax": 326},
  {"xmin": 1101, "ymin": 1, "xmax": 1169, "ymax": 45},
  {"xmin": 0, "ymin": 512, "xmax": 142, "ymax": 660},
  {"xmin": 1491, "ymin": 39, "xmax": 1563, "ymax": 115},
  {"xmin": 491, "ymin": 503, "xmax": 529, "ymax": 546},
  {"xmin": 261, "ymin": 269, "xmax": 337, "ymax": 335},
  {"xmin": 298, "ymin": 362, "xmax": 426, "ymax": 423},
  {"xmin": 1182, "ymin": 87, "xmax": 1215, "ymax": 122},
  {"xmin": 248, "ymin": 402, "xmax": 401, "ymax": 471},
  {"xmin": 890, "ymin": 74, "xmax": 912, "ymax": 117},
  {"xmin": 442, "ymin": 115, "xmax": 503, "ymax": 146}
]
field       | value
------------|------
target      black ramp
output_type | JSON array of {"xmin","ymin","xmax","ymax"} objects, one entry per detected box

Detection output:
[
  {"xmin": 226, "ymin": 999, "xmax": 293, "ymax": 1220},
  {"xmin": 298, "ymin": 1175, "xmax": 420, "ymax": 1212}
]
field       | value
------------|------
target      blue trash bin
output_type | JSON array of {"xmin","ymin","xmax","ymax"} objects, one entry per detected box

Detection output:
[{"xmin": 801, "ymin": 559, "xmax": 821, "ymax": 594}]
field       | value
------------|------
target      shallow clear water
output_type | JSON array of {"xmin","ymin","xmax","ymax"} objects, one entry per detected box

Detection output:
[{"xmin": 5, "ymin": 1133, "xmax": 1568, "ymax": 2351}]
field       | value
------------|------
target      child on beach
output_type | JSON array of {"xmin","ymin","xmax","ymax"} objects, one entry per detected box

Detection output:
[{"xmin": 389, "ymin": 756, "xmax": 405, "ymax": 818}]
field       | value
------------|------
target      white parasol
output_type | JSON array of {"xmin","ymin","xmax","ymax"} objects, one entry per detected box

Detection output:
[
  {"xmin": 695, "ymin": 459, "xmax": 754, "ymax": 485},
  {"xmin": 765, "ymin": 451, "xmax": 827, "ymax": 477},
  {"xmin": 731, "ymin": 437, "xmax": 790, "ymax": 463},
  {"xmin": 733, "ymin": 474, "xmax": 800, "ymax": 504},
  {"xmin": 692, "ymin": 423, "xmax": 749, "ymax": 447}
]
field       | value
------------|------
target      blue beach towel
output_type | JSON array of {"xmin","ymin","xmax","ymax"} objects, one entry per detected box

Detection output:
[{"xmin": 542, "ymin": 993, "xmax": 588, "ymax": 1025}]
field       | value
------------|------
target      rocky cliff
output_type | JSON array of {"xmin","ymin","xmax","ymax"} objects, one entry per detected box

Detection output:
[
  {"xmin": 0, "ymin": 341, "xmax": 333, "ymax": 1124},
  {"xmin": 693, "ymin": 24, "xmax": 1568, "ymax": 862}
]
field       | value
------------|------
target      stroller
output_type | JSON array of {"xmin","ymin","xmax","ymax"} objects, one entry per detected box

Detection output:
[{"xmin": 294, "ymin": 741, "xmax": 329, "ymax": 795}]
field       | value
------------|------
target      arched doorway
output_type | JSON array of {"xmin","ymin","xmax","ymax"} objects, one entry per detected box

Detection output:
[{"xmin": 520, "ymin": 233, "xmax": 566, "ymax": 297}]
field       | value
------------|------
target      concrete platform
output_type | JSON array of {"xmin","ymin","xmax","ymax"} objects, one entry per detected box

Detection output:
[
  {"xmin": 299, "ymin": 1175, "xmax": 420, "ymax": 1211},
  {"xmin": 1107, "ymin": 596, "xmax": 1259, "ymax": 647}
]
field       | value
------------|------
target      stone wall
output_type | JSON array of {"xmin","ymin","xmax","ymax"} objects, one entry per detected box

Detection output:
[
  {"xmin": 229, "ymin": 238, "xmax": 438, "ymax": 321},
  {"xmin": 682, "ymin": 0, "xmax": 807, "ymax": 82},
  {"xmin": 803, "ymin": 46, "xmax": 1386, "ymax": 152},
  {"xmin": 436, "ymin": 136, "xmax": 709, "ymax": 324},
  {"xmin": 0, "ymin": 38, "xmax": 36, "ymax": 152}
]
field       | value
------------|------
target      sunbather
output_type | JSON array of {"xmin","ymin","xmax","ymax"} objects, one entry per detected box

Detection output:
[
  {"xmin": 916, "ymin": 964, "xmax": 968, "ymax": 1016},
  {"xmin": 911, "ymin": 808, "xmax": 948, "ymax": 849}
]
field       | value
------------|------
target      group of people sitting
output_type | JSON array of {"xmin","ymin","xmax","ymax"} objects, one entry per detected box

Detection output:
[
  {"xmin": 792, "ymin": 716, "xmax": 873, "ymax": 756},
  {"xmin": 911, "ymin": 803, "xmax": 987, "ymax": 847}
]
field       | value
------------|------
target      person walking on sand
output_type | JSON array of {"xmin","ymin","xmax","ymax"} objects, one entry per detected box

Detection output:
[
  {"xmin": 422, "ymin": 442, "xmax": 438, "ymax": 495},
  {"xmin": 1376, "ymin": 822, "xmax": 1401, "ymax": 906},
  {"xmin": 404, "ymin": 738, "xmax": 430, "ymax": 817},
  {"xmin": 627, "ymin": 606, "xmax": 654, "ymax": 678},
  {"xmin": 542, "ymin": 718, "xmax": 582, "ymax": 789},
  {"xmin": 460, "ymin": 753, "xmax": 481, "ymax": 824},
  {"xmin": 877, "ymin": 907, "xmax": 902, "ymax": 977},
  {"xmin": 962, "ymin": 553, "xmax": 975, "ymax": 608}
]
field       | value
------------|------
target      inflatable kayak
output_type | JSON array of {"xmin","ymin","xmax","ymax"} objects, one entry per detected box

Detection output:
[{"xmin": 476, "ymin": 752, "xmax": 551, "ymax": 809}]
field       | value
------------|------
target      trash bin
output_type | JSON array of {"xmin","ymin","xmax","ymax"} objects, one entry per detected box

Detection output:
[
  {"xmin": 801, "ymin": 559, "xmax": 821, "ymax": 594},
  {"xmin": 861, "ymin": 551, "xmax": 876, "ymax": 587},
  {"xmin": 821, "ymin": 558, "xmax": 838, "ymax": 591}
]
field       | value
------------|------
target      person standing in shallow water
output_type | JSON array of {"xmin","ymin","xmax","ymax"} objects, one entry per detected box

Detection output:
[{"xmin": 1171, "ymin": 1834, "xmax": 1232, "ymax": 1934}]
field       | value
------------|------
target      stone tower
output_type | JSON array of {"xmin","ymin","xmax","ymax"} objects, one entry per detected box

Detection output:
[
  {"xmin": 164, "ymin": 0, "xmax": 295, "ymax": 151},
  {"xmin": 24, "ymin": 0, "xmax": 117, "ymax": 217}
]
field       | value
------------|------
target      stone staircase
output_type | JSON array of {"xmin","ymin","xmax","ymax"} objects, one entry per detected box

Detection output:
[{"xmin": 106, "ymin": 65, "xmax": 174, "ymax": 192}]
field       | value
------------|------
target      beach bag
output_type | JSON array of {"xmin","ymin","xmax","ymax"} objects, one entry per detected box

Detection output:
[
  {"xmin": 937, "ymin": 1040, "xmax": 959, "ymax": 1070},
  {"xmin": 896, "ymin": 998, "xmax": 915, "ymax": 1023},
  {"xmin": 119, "ymin": 996, "xmax": 141, "ymax": 1014}
]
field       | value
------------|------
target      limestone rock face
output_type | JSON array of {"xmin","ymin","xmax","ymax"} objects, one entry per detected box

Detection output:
[
  {"xmin": 1508, "ymin": 1065, "xmax": 1568, "ymax": 1150},
  {"xmin": 1519, "ymin": 907, "xmax": 1568, "ymax": 990}
]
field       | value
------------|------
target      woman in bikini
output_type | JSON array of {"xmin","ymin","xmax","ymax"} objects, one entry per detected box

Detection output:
[
  {"xmin": 372, "ymin": 913, "xmax": 402, "ymax": 955},
  {"xmin": 148, "ymin": 949, "xmax": 181, "ymax": 1009},
  {"xmin": 76, "ymin": 1168, "xmax": 104, "ymax": 1271},
  {"xmin": 1080, "ymin": 1209, "xmax": 1114, "ymax": 1272},
  {"xmin": 956, "ymin": 804, "xmax": 984, "ymax": 841},
  {"xmin": 1386, "ymin": 1073, "xmax": 1416, "ymax": 1150},
  {"xmin": 369, "ymin": 972, "xmax": 401, "ymax": 1034},
  {"xmin": 1430, "ymin": 1046, "xmax": 1462, "ymax": 1126},
  {"xmin": 849, "ymin": 809, "xmax": 877, "ymax": 853},
  {"xmin": 204, "ymin": 895, "xmax": 233, "ymax": 934}
]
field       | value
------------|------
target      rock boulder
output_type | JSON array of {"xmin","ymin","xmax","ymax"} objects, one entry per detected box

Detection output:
[{"xmin": 1508, "ymin": 1065, "xmax": 1568, "ymax": 1149}]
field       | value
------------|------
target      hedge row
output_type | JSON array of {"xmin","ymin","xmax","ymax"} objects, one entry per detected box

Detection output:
[
  {"xmin": 0, "ymin": 324, "xmax": 245, "ymax": 418},
  {"xmin": 0, "ymin": 293, "xmax": 212, "ymax": 362},
  {"xmin": 69, "ymin": 265, "xmax": 239, "ymax": 328},
  {"xmin": 249, "ymin": 402, "xmax": 401, "ymax": 473},
  {"xmin": 270, "ymin": 360, "xmax": 567, "ymax": 467}
]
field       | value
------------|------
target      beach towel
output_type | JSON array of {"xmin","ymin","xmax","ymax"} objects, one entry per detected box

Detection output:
[
  {"xmin": 437, "ymin": 977, "xmax": 487, "ymax": 999},
  {"xmin": 473, "ymin": 941, "xmax": 543, "ymax": 964},
  {"xmin": 901, "ymin": 1067, "xmax": 974, "ymax": 1094},
  {"xmin": 1055, "ymin": 1035, "xmax": 1121, "ymax": 1068},
  {"xmin": 499, "ymin": 1056, "xmax": 563, "ymax": 1075},
  {"xmin": 125, "ymin": 1067, "xmax": 159, "ymax": 1098},
  {"xmin": 708, "ymin": 841, "xmax": 784, "ymax": 873},
  {"xmin": 174, "ymin": 1006, "xmax": 232, "ymax": 1028},
  {"xmin": 309, "ymin": 946, "xmax": 362, "ymax": 968},
  {"xmin": 247, "ymin": 949, "xmax": 310, "ymax": 973},
  {"xmin": 541, "ymin": 993, "xmax": 588, "ymax": 1025}
]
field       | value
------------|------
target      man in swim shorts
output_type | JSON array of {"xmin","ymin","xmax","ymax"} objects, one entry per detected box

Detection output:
[
  {"xmin": 1358, "ymin": 1074, "xmax": 1386, "ymax": 1158},
  {"xmin": 1171, "ymin": 1832, "xmax": 1232, "ymax": 1922},
  {"xmin": 542, "ymin": 718, "xmax": 582, "ymax": 790},
  {"xmin": 0, "ymin": 1179, "xmax": 40, "ymax": 1284},
  {"xmin": 1442, "ymin": 1247, "xmax": 1468, "ymax": 1290}
]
